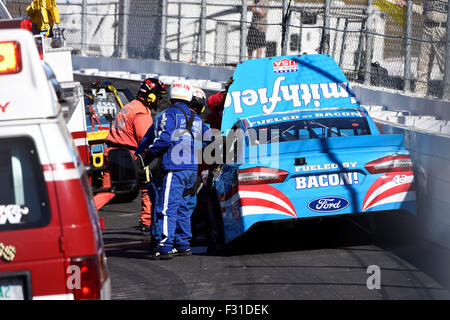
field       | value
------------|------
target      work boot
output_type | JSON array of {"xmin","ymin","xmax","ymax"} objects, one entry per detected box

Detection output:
[
  {"xmin": 150, "ymin": 250, "xmax": 174, "ymax": 260},
  {"xmin": 149, "ymin": 234, "xmax": 158, "ymax": 251},
  {"xmin": 173, "ymin": 248, "xmax": 192, "ymax": 256},
  {"xmin": 139, "ymin": 223, "xmax": 150, "ymax": 235}
]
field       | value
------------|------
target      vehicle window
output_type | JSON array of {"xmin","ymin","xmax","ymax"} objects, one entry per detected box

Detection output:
[
  {"xmin": 0, "ymin": 137, "xmax": 51, "ymax": 232},
  {"xmin": 249, "ymin": 117, "xmax": 370, "ymax": 145}
]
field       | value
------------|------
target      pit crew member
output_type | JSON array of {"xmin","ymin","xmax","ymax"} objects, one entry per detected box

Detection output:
[
  {"xmin": 135, "ymin": 81, "xmax": 211, "ymax": 259},
  {"xmin": 94, "ymin": 78, "xmax": 166, "ymax": 233}
]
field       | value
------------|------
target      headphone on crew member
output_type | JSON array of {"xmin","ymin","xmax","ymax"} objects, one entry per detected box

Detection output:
[
  {"xmin": 137, "ymin": 78, "xmax": 167, "ymax": 108},
  {"xmin": 148, "ymin": 93, "xmax": 156, "ymax": 103}
]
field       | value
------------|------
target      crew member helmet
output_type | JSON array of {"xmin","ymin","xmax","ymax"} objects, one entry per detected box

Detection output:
[
  {"xmin": 191, "ymin": 87, "xmax": 206, "ymax": 114},
  {"xmin": 137, "ymin": 78, "xmax": 167, "ymax": 109},
  {"xmin": 170, "ymin": 80, "xmax": 193, "ymax": 104}
]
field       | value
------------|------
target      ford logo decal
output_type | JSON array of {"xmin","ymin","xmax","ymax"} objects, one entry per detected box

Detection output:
[{"xmin": 308, "ymin": 197, "xmax": 349, "ymax": 213}]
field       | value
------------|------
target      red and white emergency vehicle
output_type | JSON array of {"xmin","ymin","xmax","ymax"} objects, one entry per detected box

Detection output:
[{"xmin": 0, "ymin": 28, "xmax": 111, "ymax": 300}]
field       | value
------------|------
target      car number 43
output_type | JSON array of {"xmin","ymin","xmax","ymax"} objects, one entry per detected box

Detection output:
[{"xmin": 392, "ymin": 174, "xmax": 408, "ymax": 184}]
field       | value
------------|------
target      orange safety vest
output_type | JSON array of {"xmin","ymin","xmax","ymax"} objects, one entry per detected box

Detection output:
[{"xmin": 105, "ymin": 99, "xmax": 153, "ymax": 149}]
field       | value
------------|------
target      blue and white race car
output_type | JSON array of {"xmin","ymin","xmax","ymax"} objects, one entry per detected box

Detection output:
[{"xmin": 210, "ymin": 54, "xmax": 416, "ymax": 244}]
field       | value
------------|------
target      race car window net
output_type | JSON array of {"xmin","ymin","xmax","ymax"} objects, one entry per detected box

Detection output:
[
  {"xmin": 248, "ymin": 117, "xmax": 370, "ymax": 145},
  {"xmin": 0, "ymin": 137, "xmax": 51, "ymax": 232}
]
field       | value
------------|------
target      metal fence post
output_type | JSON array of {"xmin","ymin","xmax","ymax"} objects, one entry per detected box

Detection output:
[
  {"xmin": 364, "ymin": 0, "xmax": 374, "ymax": 86},
  {"xmin": 240, "ymin": 0, "xmax": 248, "ymax": 61},
  {"xmin": 320, "ymin": 0, "xmax": 331, "ymax": 54},
  {"xmin": 403, "ymin": 0, "xmax": 413, "ymax": 92},
  {"xmin": 160, "ymin": 0, "xmax": 168, "ymax": 61},
  {"xmin": 118, "ymin": 0, "xmax": 129, "ymax": 59},
  {"xmin": 177, "ymin": 2, "xmax": 181, "ymax": 61},
  {"xmin": 298, "ymin": 11, "xmax": 303, "ymax": 53},
  {"xmin": 200, "ymin": 0, "xmax": 207, "ymax": 64},
  {"xmin": 331, "ymin": 17, "xmax": 340, "ymax": 59},
  {"xmin": 281, "ymin": 0, "xmax": 289, "ymax": 55},
  {"xmin": 339, "ymin": 18, "xmax": 349, "ymax": 67},
  {"xmin": 443, "ymin": 8, "xmax": 450, "ymax": 100},
  {"xmin": 81, "ymin": 0, "xmax": 87, "ymax": 56}
]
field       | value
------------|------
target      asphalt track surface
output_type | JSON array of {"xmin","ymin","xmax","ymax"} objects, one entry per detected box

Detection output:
[{"xmin": 100, "ymin": 193, "xmax": 450, "ymax": 301}]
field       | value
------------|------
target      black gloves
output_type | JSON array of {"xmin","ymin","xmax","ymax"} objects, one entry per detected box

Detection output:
[{"xmin": 221, "ymin": 77, "xmax": 234, "ymax": 98}]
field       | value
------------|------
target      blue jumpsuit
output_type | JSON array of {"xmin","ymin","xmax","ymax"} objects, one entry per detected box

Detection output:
[
  {"xmin": 136, "ymin": 117, "xmax": 159, "ymax": 243},
  {"xmin": 138, "ymin": 102, "xmax": 211, "ymax": 253}
]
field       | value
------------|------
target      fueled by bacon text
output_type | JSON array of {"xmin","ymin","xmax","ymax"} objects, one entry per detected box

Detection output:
[{"xmin": 296, "ymin": 172, "xmax": 359, "ymax": 189}]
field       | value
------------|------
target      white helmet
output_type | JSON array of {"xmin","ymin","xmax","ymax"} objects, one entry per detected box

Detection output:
[
  {"xmin": 193, "ymin": 87, "xmax": 206, "ymax": 104},
  {"xmin": 170, "ymin": 80, "xmax": 193, "ymax": 103},
  {"xmin": 192, "ymin": 87, "xmax": 207, "ymax": 113}
]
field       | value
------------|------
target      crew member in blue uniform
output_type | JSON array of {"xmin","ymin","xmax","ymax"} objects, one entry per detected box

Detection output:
[{"xmin": 135, "ymin": 80, "xmax": 211, "ymax": 260}]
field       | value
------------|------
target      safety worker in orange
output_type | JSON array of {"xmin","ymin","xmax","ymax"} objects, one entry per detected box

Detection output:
[{"xmin": 93, "ymin": 78, "xmax": 167, "ymax": 233}]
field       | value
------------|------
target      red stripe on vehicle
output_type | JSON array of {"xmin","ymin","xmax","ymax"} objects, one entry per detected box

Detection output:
[
  {"xmin": 363, "ymin": 182, "xmax": 415, "ymax": 211},
  {"xmin": 240, "ymin": 198, "xmax": 296, "ymax": 217},
  {"xmin": 238, "ymin": 184, "xmax": 296, "ymax": 215},
  {"xmin": 77, "ymin": 145, "xmax": 90, "ymax": 165},
  {"xmin": 71, "ymin": 131, "xmax": 87, "ymax": 139},
  {"xmin": 363, "ymin": 172, "xmax": 413, "ymax": 205},
  {"xmin": 42, "ymin": 162, "xmax": 76, "ymax": 171}
]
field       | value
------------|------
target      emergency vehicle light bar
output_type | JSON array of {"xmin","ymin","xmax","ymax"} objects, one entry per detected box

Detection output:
[
  {"xmin": 0, "ymin": 19, "xmax": 33, "ymax": 31},
  {"xmin": 0, "ymin": 41, "xmax": 22, "ymax": 75}
]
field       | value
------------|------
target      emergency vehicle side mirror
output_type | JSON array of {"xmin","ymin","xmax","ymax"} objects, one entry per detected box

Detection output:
[{"xmin": 108, "ymin": 148, "xmax": 139, "ymax": 195}]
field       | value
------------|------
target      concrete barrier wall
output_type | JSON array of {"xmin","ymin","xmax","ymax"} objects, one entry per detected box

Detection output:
[
  {"xmin": 352, "ymin": 84, "xmax": 450, "ymax": 121},
  {"xmin": 375, "ymin": 121, "xmax": 450, "ymax": 249},
  {"xmin": 72, "ymin": 56, "xmax": 234, "ymax": 89},
  {"xmin": 353, "ymin": 84, "xmax": 450, "ymax": 249}
]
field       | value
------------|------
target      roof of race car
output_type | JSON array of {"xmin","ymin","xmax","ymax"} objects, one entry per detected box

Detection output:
[
  {"xmin": 242, "ymin": 107, "xmax": 365, "ymax": 128},
  {"xmin": 221, "ymin": 54, "xmax": 361, "ymax": 131}
]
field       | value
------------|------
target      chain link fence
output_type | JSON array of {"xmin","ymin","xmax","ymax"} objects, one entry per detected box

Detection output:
[{"xmin": 4, "ymin": 0, "xmax": 450, "ymax": 99}]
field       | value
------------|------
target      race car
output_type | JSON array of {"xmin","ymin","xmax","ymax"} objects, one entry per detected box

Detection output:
[{"xmin": 210, "ymin": 54, "xmax": 416, "ymax": 244}]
